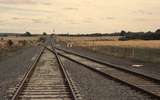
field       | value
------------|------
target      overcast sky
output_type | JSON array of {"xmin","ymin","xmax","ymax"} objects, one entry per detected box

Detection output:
[{"xmin": 0, "ymin": 0, "xmax": 160, "ymax": 34}]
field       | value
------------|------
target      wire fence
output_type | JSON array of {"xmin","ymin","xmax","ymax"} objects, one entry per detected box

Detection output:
[{"xmin": 86, "ymin": 46, "xmax": 160, "ymax": 63}]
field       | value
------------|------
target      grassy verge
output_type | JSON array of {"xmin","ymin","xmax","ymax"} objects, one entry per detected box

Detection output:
[
  {"xmin": 82, "ymin": 45, "xmax": 160, "ymax": 63},
  {"xmin": 56, "ymin": 36, "xmax": 160, "ymax": 63}
]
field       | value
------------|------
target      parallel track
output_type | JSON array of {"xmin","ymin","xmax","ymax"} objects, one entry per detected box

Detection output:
[
  {"xmin": 10, "ymin": 46, "xmax": 79, "ymax": 100},
  {"xmin": 49, "ymin": 46, "xmax": 160, "ymax": 99}
]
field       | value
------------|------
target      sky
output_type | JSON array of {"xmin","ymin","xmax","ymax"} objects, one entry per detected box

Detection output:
[{"xmin": 0, "ymin": 0, "xmax": 160, "ymax": 34}]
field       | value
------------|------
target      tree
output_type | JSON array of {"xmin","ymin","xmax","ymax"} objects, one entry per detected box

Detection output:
[
  {"xmin": 25, "ymin": 32, "xmax": 32, "ymax": 36},
  {"xmin": 43, "ymin": 32, "xmax": 47, "ymax": 35},
  {"xmin": 7, "ymin": 40, "xmax": 13, "ymax": 47},
  {"xmin": 155, "ymin": 29, "xmax": 160, "ymax": 34},
  {"xmin": 120, "ymin": 30, "xmax": 126, "ymax": 36}
]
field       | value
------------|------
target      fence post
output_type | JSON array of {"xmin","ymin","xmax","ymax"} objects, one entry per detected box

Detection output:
[{"xmin": 132, "ymin": 47, "xmax": 135, "ymax": 58}]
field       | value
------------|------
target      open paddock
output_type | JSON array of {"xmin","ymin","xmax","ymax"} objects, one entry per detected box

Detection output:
[
  {"xmin": 56, "ymin": 36, "xmax": 160, "ymax": 63},
  {"xmin": 0, "ymin": 36, "xmax": 40, "ymax": 48},
  {"xmin": 71, "ymin": 40, "xmax": 160, "ymax": 49}
]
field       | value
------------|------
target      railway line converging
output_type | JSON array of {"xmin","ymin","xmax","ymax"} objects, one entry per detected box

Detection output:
[
  {"xmin": 8, "ymin": 38, "xmax": 160, "ymax": 100},
  {"xmin": 47, "ymin": 45, "xmax": 160, "ymax": 99},
  {"xmin": 9, "ymin": 46, "xmax": 80, "ymax": 100}
]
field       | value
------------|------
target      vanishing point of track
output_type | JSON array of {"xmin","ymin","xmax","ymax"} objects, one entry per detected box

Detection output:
[{"xmin": 9, "ymin": 38, "xmax": 160, "ymax": 100}]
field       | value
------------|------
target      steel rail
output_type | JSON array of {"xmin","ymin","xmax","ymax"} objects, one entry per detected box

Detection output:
[
  {"xmin": 57, "ymin": 50, "xmax": 160, "ymax": 99},
  {"xmin": 11, "ymin": 47, "xmax": 45, "ymax": 100},
  {"xmin": 55, "ymin": 47, "xmax": 160, "ymax": 83},
  {"xmin": 46, "ymin": 45, "xmax": 79, "ymax": 100}
]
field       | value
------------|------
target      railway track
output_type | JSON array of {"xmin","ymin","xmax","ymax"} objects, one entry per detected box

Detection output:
[
  {"xmin": 47, "ymin": 46, "xmax": 160, "ymax": 99},
  {"xmin": 9, "ymin": 46, "xmax": 80, "ymax": 100}
]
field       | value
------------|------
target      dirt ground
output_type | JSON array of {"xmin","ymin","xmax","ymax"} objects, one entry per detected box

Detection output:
[
  {"xmin": 0, "ymin": 36, "xmax": 40, "ymax": 61},
  {"xmin": 0, "ymin": 46, "xmax": 41, "ymax": 99}
]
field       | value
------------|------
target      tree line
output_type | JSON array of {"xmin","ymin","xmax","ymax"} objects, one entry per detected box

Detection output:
[
  {"xmin": 58, "ymin": 29, "xmax": 160, "ymax": 40},
  {"xmin": 117, "ymin": 29, "xmax": 160, "ymax": 40}
]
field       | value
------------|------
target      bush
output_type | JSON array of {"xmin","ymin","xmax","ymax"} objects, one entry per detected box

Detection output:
[
  {"xmin": 18, "ymin": 40, "xmax": 27, "ymax": 46},
  {"xmin": 7, "ymin": 40, "xmax": 13, "ymax": 47},
  {"xmin": 38, "ymin": 37, "xmax": 45, "ymax": 43},
  {"xmin": 43, "ymin": 32, "xmax": 47, "ymax": 35},
  {"xmin": 1, "ymin": 38, "xmax": 3, "ymax": 41},
  {"xmin": 24, "ymin": 32, "xmax": 32, "ymax": 36}
]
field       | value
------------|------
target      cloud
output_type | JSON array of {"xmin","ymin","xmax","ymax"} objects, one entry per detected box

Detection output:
[
  {"xmin": 0, "ymin": 0, "xmax": 36, "ymax": 4},
  {"xmin": 12, "ymin": 17, "xmax": 50, "ymax": 24},
  {"xmin": 83, "ymin": 20, "xmax": 93, "ymax": 23},
  {"xmin": 42, "ymin": 2, "xmax": 52, "ymax": 5},
  {"xmin": 106, "ymin": 17, "xmax": 115, "ymax": 20},
  {"xmin": 134, "ymin": 18, "xmax": 148, "ymax": 22},
  {"xmin": 63, "ymin": 7, "xmax": 79, "ymax": 11},
  {"xmin": 101, "ymin": 17, "xmax": 116, "ymax": 20},
  {"xmin": 12, "ymin": 17, "xmax": 40, "ymax": 23},
  {"xmin": 31, "ymin": 19, "xmax": 46, "ymax": 23},
  {"xmin": 65, "ymin": 19, "xmax": 78, "ymax": 25},
  {"xmin": 12, "ymin": 17, "xmax": 26, "ymax": 20},
  {"xmin": 0, "ymin": 19, "xmax": 5, "ymax": 25},
  {"xmin": 0, "ymin": 19, "xmax": 4, "ymax": 22},
  {"xmin": 0, "ymin": 0, "xmax": 53, "ymax": 6},
  {"xmin": 0, "ymin": 5, "xmax": 54, "ymax": 13},
  {"xmin": 70, "ymin": 22, "xmax": 79, "ymax": 25},
  {"xmin": 133, "ymin": 10, "xmax": 153, "ymax": 15}
]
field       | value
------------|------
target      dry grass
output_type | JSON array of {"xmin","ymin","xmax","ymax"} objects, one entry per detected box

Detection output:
[
  {"xmin": 57, "ymin": 36, "xmax": 160, "ymax": 63},
  {"xmin": 57, "ymin": 36, "xmax": 160, "ymax": 48},
  {"xmin": 74, "ymin": 40, "xmax": 160, "ymax": 48},
  {"xmin": 3, "ymin": 36, "xmax": 39, "ymax": 41},
  {"xmin": 0, "ymin": 36, "xmax": 39, "ymax": 48},
  {"xmin": 56, "ymin": 36, "xmax": 120, "ymax": 42}
]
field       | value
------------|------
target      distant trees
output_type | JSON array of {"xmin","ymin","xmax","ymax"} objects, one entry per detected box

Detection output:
[
  {"xmin": 155, "ymin": 29, "xmax": 160, "ymax": 34},
  {"xmin": 7, "ymin": 40, "xmax": 13, "ymax": 47},
  {"xmin": 43, "ymin": 32, "xmax": 47, "ymax": 35},
  {"xmin": 24, "ymin": 32, "xmax": 32, "ymax": 36},
  {"xmin": 55, "ymin": 28, "xmax": 160, "ymax": 40},
  {"xmin": 119, "ymin": 29, "xmax": 160, "ymax": 40},
  {"xmin": 120, "ymin": 30, "xmax": 126, "ymax": 36}
]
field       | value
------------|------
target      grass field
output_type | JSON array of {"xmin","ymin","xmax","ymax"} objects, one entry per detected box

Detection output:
[
  {"xmin": 57, "ymin": 36, "xmax": 160, "ymax": 48},
  {"xmin": 2, "ymin": 36, "xmax": 40, "ymax": 41},
  {"xmin": 0, "ymin": 36, "xmax": 40, "ymax": 48},
  {"xmin": 57, "ymin": 36, "xmax": 160, "ymax": 63},
  {"xmin": 56, "ymin": 36, "xmax": 121, "ymax": 42},
  {"xmin": 73, "ymin": 40, "xmax": 160, "ymax": 48}
]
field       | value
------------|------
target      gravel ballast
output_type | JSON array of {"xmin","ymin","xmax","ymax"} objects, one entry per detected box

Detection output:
[
  {"xmin": 60, "ymin": 56, "xmax": 157, "ymax": 100},
  {"xmin": 58, "ymin": 46, "xmax": 160, "ymax": 81},
  {"xmin": 0, "ymin": 46, "xmax": 41, "ymax": 99}
]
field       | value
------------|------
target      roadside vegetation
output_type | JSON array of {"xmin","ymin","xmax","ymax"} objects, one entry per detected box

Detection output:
[{"xmin": 0, "ymin": 33, "xmax": 41, "ymax": 61}]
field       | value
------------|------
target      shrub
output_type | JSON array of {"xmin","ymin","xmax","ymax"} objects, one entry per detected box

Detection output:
[
  {"xmin": 18, "ymin": 40, "xmax": 27, "ymax": 46},
  {"xmin": 7, "ymin": 40, "xmax": 13, "ymax": 47}
]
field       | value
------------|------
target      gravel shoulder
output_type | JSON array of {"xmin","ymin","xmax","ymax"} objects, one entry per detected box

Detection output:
[
  {"xmin": 58, "ymin": 46, "xmax": 160, "ymax": 80},
  {"xmin": 0, "ymin": 46, "xmax": 41, "ymax": 99},
  {"xmin": 60, "ymin": 56, "xmax": 155, "ymax": 100}
]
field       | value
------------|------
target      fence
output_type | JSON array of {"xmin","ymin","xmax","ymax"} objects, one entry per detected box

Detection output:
[{"xmin": 85, "ymin": 46, "xmax": 160, "ymax": 63}]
